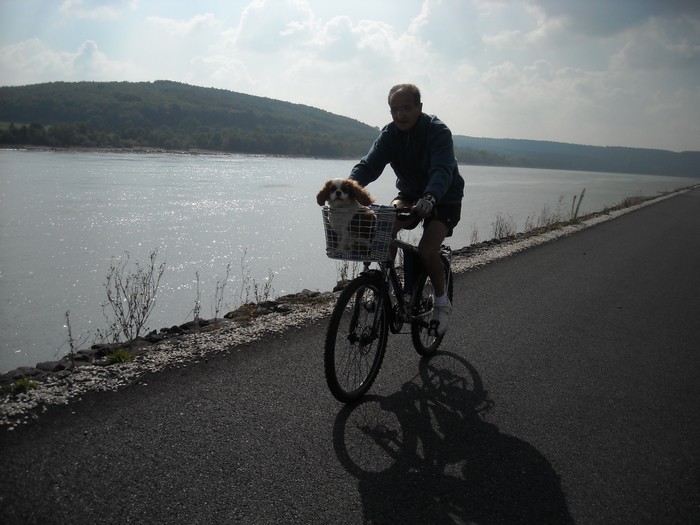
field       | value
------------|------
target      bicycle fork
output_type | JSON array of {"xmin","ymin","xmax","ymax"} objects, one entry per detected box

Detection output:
[{"xmin": 347, "ymin": 269, "xmax": 388, "ymax": 347}]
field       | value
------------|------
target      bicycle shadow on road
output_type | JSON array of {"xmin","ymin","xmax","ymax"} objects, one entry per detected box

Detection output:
[{"xmin": 332, "ymin": 351, "xmax": 574, "ymax": 524}]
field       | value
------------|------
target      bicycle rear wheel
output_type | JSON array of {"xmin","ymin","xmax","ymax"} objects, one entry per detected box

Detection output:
[
  {"xmin": 324, "ymin": 273, "xmax": 389, "ymax": 402},
  {"xmin": 411, "ymin": 255, "xmax": 453, "ymax": 356}
]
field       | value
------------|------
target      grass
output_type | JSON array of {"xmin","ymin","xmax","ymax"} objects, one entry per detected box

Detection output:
[
  {"xmin": 106, "ymin": 349, "xmax": 134, "ymax": 364},
  {"xmin": 238, "ymin": 250, "xmax": 276, "ymax": 305},
  {"xmin": 212, "ymin": 262, "xmax": 232, "ymax": 320},
  {"xmin": 0, "ymin": 377, "xmax": 38, "ymax": 397},
  {"xmin": 13, "ymin": 377, "xmax": 38, "ymax": 394},
  {"xmin": 62, "ymin": 246, "xmax": 280, "ymax": 359},
  {"xmin": 617, "ymin": 195, "xmax": 647, "ymax": 208},
  {"xmin": 479, "ymin": 186, "xmax": 689, "ymax": 245},
  {"xmin": 491, "ymin": 212, "xmax": 517, "ymax": 238}
]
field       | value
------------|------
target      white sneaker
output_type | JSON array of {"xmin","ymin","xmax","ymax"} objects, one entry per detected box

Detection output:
[{"xmin": 430, "ymin": 300, "xmax": 452, "ymax": 336}]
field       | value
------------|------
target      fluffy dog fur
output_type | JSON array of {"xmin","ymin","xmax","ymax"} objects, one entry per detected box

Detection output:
[{"xmin": 317, "ymin": 178, "xmax": 376, "ymax": 253}]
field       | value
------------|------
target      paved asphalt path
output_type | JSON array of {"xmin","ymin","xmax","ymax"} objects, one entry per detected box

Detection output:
[{"xmin": 1, "ymin": 188, "xmax": 699, "ymax": 524}]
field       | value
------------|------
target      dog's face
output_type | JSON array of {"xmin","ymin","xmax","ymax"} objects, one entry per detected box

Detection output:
[{"xmin": 316, "ymin": 178, "xmax": 374, "ymax": 208}]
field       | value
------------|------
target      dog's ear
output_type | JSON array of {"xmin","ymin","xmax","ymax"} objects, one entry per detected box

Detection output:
[
  {"xmin": 316, "ymin": 181, "xmax": 331, "ymax": 206},
  {"xmin": 359, "ymin": 190, "xmax": 375, "ymax": 207},
  {"xmin": 351, "ymin": 181, "xmax": 375, "ymax": 207}
]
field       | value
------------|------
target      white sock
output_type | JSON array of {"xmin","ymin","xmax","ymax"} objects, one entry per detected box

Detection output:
[{"xmin": 434, "ymin": 294, "xmax": 450, "ymax": 307}]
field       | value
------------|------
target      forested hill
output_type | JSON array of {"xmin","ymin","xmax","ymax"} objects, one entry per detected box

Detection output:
[
  {"xmin": 0, "ymin": 81, "xmax": 376, "ymax": 158},
  {"xmin": 1, "ymin": 80, "xmax": 698, "ymax": 177},
  {"xmin": 453, "ymin": 136, "xmax": 699, "ymax": 178}
]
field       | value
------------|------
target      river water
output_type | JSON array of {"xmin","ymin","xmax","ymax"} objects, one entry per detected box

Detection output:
[{"xmin": 0, "ymin": 149, "xmax": 696, "ymax": 372}]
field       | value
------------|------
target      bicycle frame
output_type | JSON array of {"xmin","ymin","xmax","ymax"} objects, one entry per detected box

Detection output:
[{"xmin": 355, "ymin": 237, "xmax": 440, "ymax": 337}]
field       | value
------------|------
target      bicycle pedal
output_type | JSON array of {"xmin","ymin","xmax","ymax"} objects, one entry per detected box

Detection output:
[
  {"xmin": 390, "ymin": 305, "xmax": 404, "ymax": 334},
  {"xmin": 363, "ymin": 300, "xmax": 377, "ymax": 313},
  {"xmin": 428, "ymin": 320, "xmax": 440, "ymax": 337}
]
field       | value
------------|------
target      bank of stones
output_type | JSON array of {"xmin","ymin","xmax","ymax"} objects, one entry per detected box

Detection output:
[{"xmin": 0, "ymin": 290, "xmax": 335, "ymax": 428}]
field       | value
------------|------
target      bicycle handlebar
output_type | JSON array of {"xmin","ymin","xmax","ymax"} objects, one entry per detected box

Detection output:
[{"xmin": 394, "ymin": 206, "xmax": 437, "ymax": 221}]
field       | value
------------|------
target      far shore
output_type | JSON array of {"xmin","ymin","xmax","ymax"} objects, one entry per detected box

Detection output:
[
  {"xmin": 6, "ymin": 145, "xmax": 698, "ymax": 176},
  {"xmin": 1, "ymin": 144, "xmax": 359, "ymax": 161}
]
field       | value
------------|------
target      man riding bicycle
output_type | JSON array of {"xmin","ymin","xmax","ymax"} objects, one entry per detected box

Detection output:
[{"xmin": 349, "ymin": 83, "xmax": 465, "ymax": 335}]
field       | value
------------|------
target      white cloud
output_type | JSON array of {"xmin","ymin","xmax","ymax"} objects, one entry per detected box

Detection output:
[
  {"xmin": 610, "ymin": 17, "xmax": 700, "ymax": 71},
  {"xmin": 449, "ymin": 52, "xmax": 700, "ymax": 152},
  {"xmin": 232, "ymin": 0, "xmax": 316, "ymax": 53},
  {"xmin": 532, "ymin": 0, "xmax": 700, "ymax": 37},
  {"xmin": 1, "ymin": 0, "xmax": 699, "ymax": 151},
  {"xmin": 146, "ymin": 13, "xmax": 219, "ymax": 37},
  {"xmin": 0, "ymin": 38, "xmax": 140, "ymax": 84},
  {"xmin": 188, "ymin": 54, "xmax": 257, "ymax": 92},
  {"xmin": 309, "ymin": 16, "xmax": 356, "ymax": 60},
  {"xmin": 59, "ymin": 0, "xmax": 133, "ymax": 20}
]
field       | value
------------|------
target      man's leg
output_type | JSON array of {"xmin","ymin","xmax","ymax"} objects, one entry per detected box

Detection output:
[
  {"xmin": 390, "ymin": 197, "xmax": 416, "ymax": 259},
  {"xmin": 418, "ymin": 220, "xmax": 448, "ymax": 296},
  {"xmin": 419, "ymin": 220, "xmax": 451, "ymax": 335}
]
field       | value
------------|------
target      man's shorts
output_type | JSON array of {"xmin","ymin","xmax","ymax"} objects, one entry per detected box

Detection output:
[{"xmin": 392, "ymin": 193, "xmax": 462, "ymax": 237}]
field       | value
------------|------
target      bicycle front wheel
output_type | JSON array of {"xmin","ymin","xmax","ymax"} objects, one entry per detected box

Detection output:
[
  {"xmin": 411, "ymin": 256, "xmax": 453, "ymax": 357},
  {"xmin": 324, "ymin": 273, "xmax": 389, "ymax": 403}
]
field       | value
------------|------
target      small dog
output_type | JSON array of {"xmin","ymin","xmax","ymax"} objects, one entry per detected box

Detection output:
[{"xmin": 317, "ymin": 178, "xmax": 376, "ymax": 253}]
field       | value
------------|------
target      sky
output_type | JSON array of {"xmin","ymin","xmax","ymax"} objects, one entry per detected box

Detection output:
[{"xmin": 1, "ymin": 0, "xmax": 699, "ymax": 152}]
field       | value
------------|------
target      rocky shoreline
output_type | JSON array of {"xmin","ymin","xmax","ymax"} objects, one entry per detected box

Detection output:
[
  {"xmin": 0, "ymin": 187, "xmax": 694, "ymax": 428},
  {"xmin": 0, "ymin": 292, "xmax": 328, "ymax": 386}
]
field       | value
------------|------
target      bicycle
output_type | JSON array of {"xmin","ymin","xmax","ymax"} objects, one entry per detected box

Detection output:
[{"xmin": 321, "ymin": 204, "xmax": 454, "ymax": 403}]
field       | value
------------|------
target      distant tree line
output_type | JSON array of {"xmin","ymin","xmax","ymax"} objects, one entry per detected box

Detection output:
[
  {"xmin": 453, "ymin": 136, "xmax": 700, "ymax": 178},
  {"xmin": 1, "ymin": 80, "xmax": 698, "ymax": 177},
  {"xmin": 0, "ymin": 119, "xmax": 360, "ymax": 157}
]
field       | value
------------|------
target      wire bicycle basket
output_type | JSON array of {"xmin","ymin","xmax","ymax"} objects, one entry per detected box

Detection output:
[{"xmin": 322, "ymin": 205, "xmax": 396, "ymax": 261}]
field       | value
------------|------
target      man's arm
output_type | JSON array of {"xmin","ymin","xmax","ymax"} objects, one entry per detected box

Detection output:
[
  {"xmin": 423, "ymin": 121, "xmax": 458, "ymax": 201},
  {"xmin": 349, "ymin": 127, "xmax": 392, "ymax": 187}
]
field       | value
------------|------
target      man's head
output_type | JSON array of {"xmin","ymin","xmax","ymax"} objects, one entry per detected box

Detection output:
[{"xmin": 388, "ymin": 84, "xmax": 422, "ymax": 132}]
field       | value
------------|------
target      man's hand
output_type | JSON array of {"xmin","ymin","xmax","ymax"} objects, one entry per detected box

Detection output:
[{"xmin": 414, "ymin": 193, "xmax": 436, "ymax": 218}]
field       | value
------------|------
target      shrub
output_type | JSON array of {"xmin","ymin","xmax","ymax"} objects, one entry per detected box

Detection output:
[
  {"xmin": 491, "ymin": 212, "xmax": 516, "ymax": 238},
  {"xmin": 102, "ymin": 249, "xmax": 166, "ymax": 342}
]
